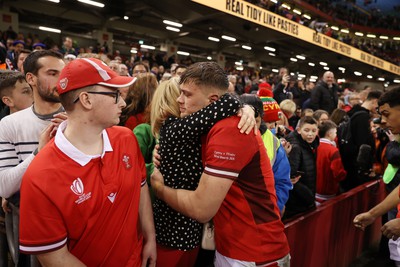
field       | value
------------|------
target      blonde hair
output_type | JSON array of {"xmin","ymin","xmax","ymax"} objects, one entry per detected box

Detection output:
[
  {"xmin": 150, "ymin": 77, "xmax": 181, "ymax": 137},
  {"xmin": 279, "ymin": 99, "xmax": 297, "ymax": 115}
]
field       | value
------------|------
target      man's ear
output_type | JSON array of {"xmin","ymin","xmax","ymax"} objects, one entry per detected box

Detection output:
[
  {"xmin": 25, "ymin": 72, "xmax": 35, "ymax": 87},
  {"xmin": 208, "ymin": 94, "xmax": 219, "ymax": 103},
  {"xmin": 2, "ymin": 96, "xmax": 14, "ymax": 108},
  {"xmin": 79, "ymin": 92, "xmax": 93, "ymax": 110}
]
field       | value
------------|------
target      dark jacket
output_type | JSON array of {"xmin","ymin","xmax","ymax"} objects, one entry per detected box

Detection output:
[
  {"xmin": 340, "ymin": 105, "xmax": 374, "ymax": 191},
  {"xmin": 273, "ymin": 83, "xmax": 301, "ymax": 104},
  {"xmin": 309, "ymin": 81, "xmax": 338, "ymax": 114},
  {"xmin": 385, "ymin": 141, "xmax": 400, "ymax": 193},
  {"xmin": 284, "ymin": 131, "xmax": 319, "ymax": 218}
]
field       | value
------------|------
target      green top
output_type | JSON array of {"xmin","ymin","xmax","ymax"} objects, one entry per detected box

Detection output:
[{"xmin": 133, "ymin": 123, "xmax": 156, "ymax": 202}]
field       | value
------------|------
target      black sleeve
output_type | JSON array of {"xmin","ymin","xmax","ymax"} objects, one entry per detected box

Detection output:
[
  {"xmin": 164, "ymin": 93, "xmax": 241, "ymax": 142},
  {"xmin": 288, "ymin": 144, "xmax": 302, "ymax": 176},
  {"xmin": 386, "ymin": 141, "xmax": 400, "ymax": 166},
  {"xmin": 309, "ymin": 87, "xmax": 321, "ymax": 111}
]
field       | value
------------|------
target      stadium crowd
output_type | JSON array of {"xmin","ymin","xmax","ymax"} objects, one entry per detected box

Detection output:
[
  {"xmin": 0, "ymin": 12, "xmax": 399, "ymax": 267},
  {"xmin": 247, "ymin": 0, "xmax": 400, "ymax": 66}
]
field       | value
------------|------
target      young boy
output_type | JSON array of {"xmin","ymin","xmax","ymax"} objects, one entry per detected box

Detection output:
[
  {"xmin": 316, "ymin": 120, "xmax": 347, "ymax": 203},
  {"xmin": 0, "ymin": 71, "xmax": 33, "ymax": 119},
  {"xmin": 284, "ymin": 116, "xmax": 320, "ymax": 219}
]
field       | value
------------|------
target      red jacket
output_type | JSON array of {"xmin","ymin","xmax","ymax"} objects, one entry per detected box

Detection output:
[{"xmin": 316, "ymin": 138, "xmax": 347, "ymax": 196}]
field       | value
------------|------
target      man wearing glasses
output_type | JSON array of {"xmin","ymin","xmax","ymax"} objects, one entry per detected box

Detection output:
[
  {"xmin": 19, "ymin": 58, "xmax": 156, "ymax": 266},
  {"xmin": 132, "ymin": 62, "xmax": 149, "ymax": 78}
]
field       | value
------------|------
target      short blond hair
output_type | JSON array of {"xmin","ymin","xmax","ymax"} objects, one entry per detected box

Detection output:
[
  {"xmin": 279, "ymin": 99, "xmax": 296, "ymax": 115},
  {"xmin": 150, "ymin": 77, "xmax": 181, "ymax": 137}
]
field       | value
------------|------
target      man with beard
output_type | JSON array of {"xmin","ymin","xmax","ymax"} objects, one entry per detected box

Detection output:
[
  {"xmin": 310, "ymin": 71, "xmax": 339, "ymax": 114},
  {"xmin": 0, "ymin": 50, "xmax": 66, "ymax": 266}
]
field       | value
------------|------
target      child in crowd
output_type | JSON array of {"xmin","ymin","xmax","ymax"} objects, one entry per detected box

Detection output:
[
  {"xmin": 0, "ymin": 70, "xmax": 33, "ymax": 119},
  {"xmin": 284, "ymin": 116, "xmax": 320, "ymax": 219},
  {"xmin": 315, "ymin": 120, "xmax": 347, "ymax": 203},
  {"xmin": 313, "ymin": 109, "xmax": 329, "ymax": 125},
  {"xmin": 280, "ymin": 99, "xmax": 298, "ymax": 130}
]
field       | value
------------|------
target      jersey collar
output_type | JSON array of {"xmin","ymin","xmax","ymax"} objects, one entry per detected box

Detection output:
[{"xmin": 55, "ymin": 120, "xmax": 113, "ymax": 166}]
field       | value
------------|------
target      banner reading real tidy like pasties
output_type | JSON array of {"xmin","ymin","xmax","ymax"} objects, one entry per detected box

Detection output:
[{"xmin": 191, "ymin": 0, "xmax": 400, "ymax": 76}]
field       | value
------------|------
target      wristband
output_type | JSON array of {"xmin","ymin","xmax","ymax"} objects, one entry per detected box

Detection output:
[{"xmin": 33, "ymin": 148, "xmax": 39, "ymax": 156}]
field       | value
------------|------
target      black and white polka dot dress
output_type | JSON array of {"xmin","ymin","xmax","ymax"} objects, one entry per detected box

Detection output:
[{"xmin": 154, "ymin": 93, "xmax": 241, "ymax": 250}]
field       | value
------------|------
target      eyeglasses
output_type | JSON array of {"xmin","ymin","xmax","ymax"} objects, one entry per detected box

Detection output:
[{"xmin": 73, "ymin": 91, "xmax": 121, "ymax": 104}]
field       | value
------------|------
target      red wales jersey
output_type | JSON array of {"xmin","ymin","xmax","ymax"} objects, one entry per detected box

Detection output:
[
  {"xmin": 19, "ymin": 125, "xmax": 146, "ymax": 266},
  {"xmin": 202, "ymin": 116, "xmax": 289, "ymax": 263}
]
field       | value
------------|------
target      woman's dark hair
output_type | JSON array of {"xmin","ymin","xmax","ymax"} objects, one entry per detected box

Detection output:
[{"xmin": 330, "ymin": 108, "xmax": 349, "ymax": 126}]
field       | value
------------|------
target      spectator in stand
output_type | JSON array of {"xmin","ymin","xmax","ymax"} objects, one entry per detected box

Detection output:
[
  {"xmin": 228, "ymin": 74, "xmax": 244, "ymax": 95},
  {"xmin": 0, "ymin": 71, "xmax": 33, "ymax": 119},
  {"xmin": 284, "ymin": 116, "xmax": 319, "ymax": 219},
  {"xmin": 301, "ymin": 80, "xmax": 315, "ymax": 109},
  {"xmin": 132, "ymin": 62, "xmax": 149, "ymax": 78},
  {"xmin": 32, "ymin": 43, "xmax": 46, "ymax": 51},
  {"xmin": 301, "ymin": 108, "xmax": 314, "ymax": 118},
  {"xmin": 273, "ymin": 72, "xmax": 292, "ymax": 104},
  {"xmin": 60, "ymin": 36, "xmax": 77, "ymax": 56},
  {"xmin": 63, "ymin": 54, "xmax": 76, "ymax": 65},
  {"xmin": 341, "ymin": 90, "xmax": 382, "ymax": 191},
  {"xmin": 108, "ymin": 60, "xmax": 120, "ymax": 73},
  {"xmin": 310, "ymin": 71, "xmax": 339, "ymax": 114},
  {"xmin": 172, "ymin": 64, "xmax": 187, "ymax": 78},
  {"xmin": 0, "ymin": 45, "xmax": 7, "ymax": 70},
  {"xmin": 120, "ymin": 73, "xmax": 158, "ymax": 130},
  {"xmin": 15, "ymin": 49, "xmax": 31, "ymax": 73},
  {"xmin": 315, "ymin": 120, "xmax": 347, "ymax": 203},
  {"xmin": 280, "ymin": 99, "xmax": 298, "ymax": 130},
  {"xmin": 359, "ymin": 86, "xmax": 372, "ymax": 103},
  {"xmin": 313, "ymin": 109, "xmax": 329, "ymax": 125},
  {"xmin": 7, "ymin": 40, "xmax": 25, "ymax": 69},
  {"xmin": 330, "ymin": 108, "xmax": 349, "ymax": 126},
  {"xmin": 343, "ymin": 93, "xmax": 362, "ymax": 112},
  {"xmin": 272, "ymin": 67, "xmax": 288, "ymax": 87},
  {"xmin": 119, "ymin": 63, "xmax": 130, "ymax": 77},
  {"xmin": 157, "ymin": 65, "xmax": 165, "ymax": 80},
  {"xmin": 19, "ymin": 57, "xmax": 156, "ymax": 266}
]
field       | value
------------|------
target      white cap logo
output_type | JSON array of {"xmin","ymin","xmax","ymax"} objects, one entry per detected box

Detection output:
[{"xmin": 59, "ymin": 78, "xmax": 68, "ymax": 90}]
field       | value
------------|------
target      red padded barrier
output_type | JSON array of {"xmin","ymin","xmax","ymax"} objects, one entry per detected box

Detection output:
[{"xmin": 284, "ymin": 180, "xmax": 386, "ymax": 267}]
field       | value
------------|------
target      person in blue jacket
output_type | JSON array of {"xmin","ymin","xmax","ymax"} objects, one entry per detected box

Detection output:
[{"xmin": 239, "ymin": 94, "xmax": 292, "ymax": 214}]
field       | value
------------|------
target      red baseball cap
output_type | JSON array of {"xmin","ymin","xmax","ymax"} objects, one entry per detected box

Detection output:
[{"xmin": 57, "ymin": 58, "xmax": 136, "ymax": 95}]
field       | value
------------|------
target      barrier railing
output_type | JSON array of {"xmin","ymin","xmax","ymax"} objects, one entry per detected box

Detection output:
[{"xmin": 284, "ymin": 180, "xmax": 386, "ymax": 267}]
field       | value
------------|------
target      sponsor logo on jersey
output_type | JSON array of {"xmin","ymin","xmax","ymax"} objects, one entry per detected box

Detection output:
[
  {"xmin": 122, "ymin": 154, "xmax": 132, "ymax": 169},
  {"xmin": 107, "ymin": 192, "xmax": 117, "ymax": 203},
  {"xmin": 70, "ymin": 178, "xmax": 91, "ymax": 204}
]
